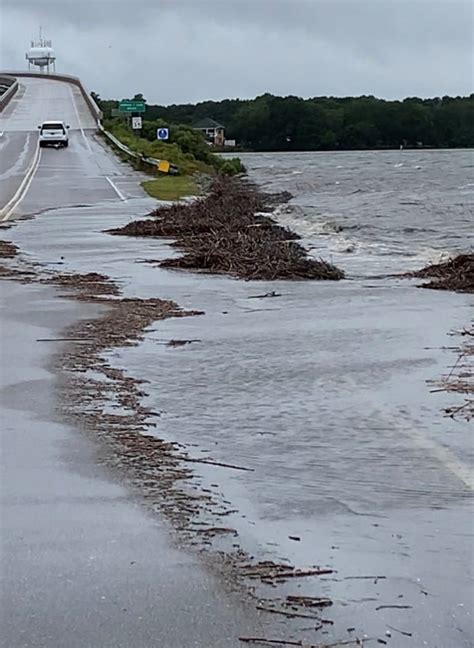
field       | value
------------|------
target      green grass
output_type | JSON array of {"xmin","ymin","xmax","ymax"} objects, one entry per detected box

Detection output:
[{"xmin": 141, "ymin": 175, "xmax": 199, "ymax": 201}]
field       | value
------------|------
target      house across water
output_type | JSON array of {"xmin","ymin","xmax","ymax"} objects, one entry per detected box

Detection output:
[{"xmin": 193, "ymin": 118, "xmax": 225, "ymax": 147}]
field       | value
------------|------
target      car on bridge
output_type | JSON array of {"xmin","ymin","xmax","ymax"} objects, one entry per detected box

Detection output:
[{"xmin": 38, "ymin": 120, "xmax": 70, "ymax": 148}]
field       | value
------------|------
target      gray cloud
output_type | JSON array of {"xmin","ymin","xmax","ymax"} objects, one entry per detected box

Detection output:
[{"xmin": 1, "ymin": 0, "xmax": 472, "ymax": 103}]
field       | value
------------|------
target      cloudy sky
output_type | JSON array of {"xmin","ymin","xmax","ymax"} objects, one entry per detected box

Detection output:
[{"xmin": 1, "ymin": 0, "xmax": 472, "ymax": 104}]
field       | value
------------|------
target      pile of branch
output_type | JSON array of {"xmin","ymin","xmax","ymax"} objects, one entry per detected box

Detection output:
[
  {"xmin": 45, "ymin": 272, "xmax": 120, "ymax": 296},
  {"xmin": 411, "ymin": 253, "xmax": 474, "ymax": 293},
  {"xmin": 0, "ymin": 240, "xmax": 18, "ymax": 258},
  {"xmin": 107, "ymin": 177, "xmax": 344, "ymax": 281},
  {"xmin": 433, "ymin": 326, "xmax": 473, "ymax": 421},
  {"xmin": 241, "ymin": 560, "xmax": 333, "ymax": 583}
]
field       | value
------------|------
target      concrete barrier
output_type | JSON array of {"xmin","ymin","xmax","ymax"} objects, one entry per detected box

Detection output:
[
  {"xmin": 98, "ymin": 123, "xmax": 178, "ymax": 175},
  {"xmin": 0, "ymin": 71, "xmax": 102, "ymax": 121},
  {"xmin": 98, "ymin": 122, "xmax": 159, "ymax": 169},
  {"xmin": 0, "ymin": 75, "xmax": 19, "ymax": 112}
]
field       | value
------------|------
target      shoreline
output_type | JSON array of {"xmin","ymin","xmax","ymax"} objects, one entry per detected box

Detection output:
[
  {"xmin": 2, "ymin": 209, "xmax": 472, "ymax": 646},
  {"xmin": 107, "ymin": 176, "xmax": 344, "ymax": 281}
]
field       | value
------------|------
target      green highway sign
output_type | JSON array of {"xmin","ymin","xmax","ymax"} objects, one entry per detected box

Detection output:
[{"xmin": 119, "ymin": 100, "xmax": 146, "ymax": 113}]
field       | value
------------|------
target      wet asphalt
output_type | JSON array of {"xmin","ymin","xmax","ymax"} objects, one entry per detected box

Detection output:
[
  {"xmin": 0, "ymin": 77, "xmax": 265, "ymax": 648},
  {"xmin": 1, "ymin": 76, "xmax": 473, "ymax": 648},
  {"xmin": 0, "ymin": 281, "xmax": 264, "ymax": 648}
]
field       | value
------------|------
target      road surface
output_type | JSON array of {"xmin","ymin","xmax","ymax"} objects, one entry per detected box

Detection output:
[
  {"xmin": 0, "ymin": 77, "xmax": 143, "ymax": 221},
  {"xmin": 0, "ymin": 76, "xmax": 265, "ymax": 648}
]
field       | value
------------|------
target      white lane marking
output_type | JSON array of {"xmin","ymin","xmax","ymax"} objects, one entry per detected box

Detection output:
[
  {"xmin": 69, "ymin": 85, "xmax": 92, "ymax": 153},
  {"xmin": 397, "ymin": 417, "xmax": 474, "ymax": 490},
  {"xmin": 1, "ymin": 142, "xmax": 42, "ymax": 221},
  {"xmin": 374, "ymin": 407, "xmax": 473, "ymax": 491},
  {"xmin": 341, "ymin": 372, "xmax": 474, "ymax": 492},
  {"xmin": 106, "ymin": 176, "xmax": 127, "ymax": 202}
]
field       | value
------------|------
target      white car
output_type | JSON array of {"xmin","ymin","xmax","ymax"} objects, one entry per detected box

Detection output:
[{"xmin": 38, "ymin": 121, "xmax": 70, "ymax": 148}]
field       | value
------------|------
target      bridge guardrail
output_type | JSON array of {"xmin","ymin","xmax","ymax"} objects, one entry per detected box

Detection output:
[
  {"xmin": 98, "ymin": 122, "xmax": 158, "ymax": 166},
  {"xmin": 0, "ymin": 75, "xmax": 19, "ymax": 112},
  {"xmin": 98, "ymin": 122, "xmax": 178, "ymax": 174},
  {"xmin": 0, "ymin": 71, "xmax": 102, "ymax": 121}
]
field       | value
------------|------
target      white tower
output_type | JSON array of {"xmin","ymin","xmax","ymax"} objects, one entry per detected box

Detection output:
[{"xmin": 26, "ymin": 28, "xmax": 56, "ymax": 73}]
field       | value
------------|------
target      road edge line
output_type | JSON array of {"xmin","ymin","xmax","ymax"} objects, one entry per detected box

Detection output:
[
  {"xmin": 105, "ymin": 176, "xmax": 127, "ymax": 202},
  {"xmin": 1, "ymin": 142, "xmax": 42, "ymax": 221}
]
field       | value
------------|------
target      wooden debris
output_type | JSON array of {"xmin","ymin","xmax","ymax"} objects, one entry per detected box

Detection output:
[
  {"xmin": 286, "ymin": 595, "xmax": 333, "ymax": 608},
  {"xmin": 276, "ymin": 569, "xmax": 333, "ymax": 580},
  {"xmin": 239, "ymin": 639, "xmax": 373, "ymax": 647},
  {"xmin": 375, "ymin": 605, "xmax": 412, "ymax": 611},
  {"xmin": 248, "ymin": 291, "xmax": 282, "ymax": 299},
  {"xmin": 192, "ymin": 526, "xmax": 237, "ymax": 536},
  {"xmin": 410, "ymin": 253, "xmax": 474, "ymax": 293},
  {"xmin": 386, "ymin": 624, "xmax": 412, "ymax": 637},
  {"xmin": 167, "ymin": 338, "xmax": 201, "ymax": 347},
  {"xmin": 255, "ymin": 604, "xmax": 323, "ymax": 621},
  {"xmin": 242, "ymin": 562, "xmax": 333, "ymax": 581},
  {"xmin": 430, "ymin": 325, "xmax": 473, "ymax": 421},
  {"xmin": 239, "ymin": 639, "xmax": 306, "ymax": 647},
  {"xmin": 44, "ymin": 271, "xmax": 120, "ymax": 296},
  {"xmin": 181, "ymin": 457, "xmax": 254, "ymax": 472},
  {"xmin": 0, "ymin": 240, "xmax": 18, "ymax": 258},
  {"xmin": 107, "ymin": 176, "xmax": 344, "ymax": 281}
]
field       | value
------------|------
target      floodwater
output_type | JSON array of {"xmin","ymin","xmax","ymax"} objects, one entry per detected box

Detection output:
[
  {"xmin": 238, "ymin": 149, "xmax": 474, "ymax": 275},
  {"xmin": 5, "ymin": 147, "xmax": 474, "ymax": 646}
]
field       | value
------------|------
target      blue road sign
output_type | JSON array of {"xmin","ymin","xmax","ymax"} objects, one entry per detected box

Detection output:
[{"xmin": 157, "ymin": 128, "xmax": 169, "ymax": 141}]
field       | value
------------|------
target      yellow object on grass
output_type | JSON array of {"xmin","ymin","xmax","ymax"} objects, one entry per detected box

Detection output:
[{"xmin": 158, "ymin": 160, "xmax": 171, "ymax": 174}]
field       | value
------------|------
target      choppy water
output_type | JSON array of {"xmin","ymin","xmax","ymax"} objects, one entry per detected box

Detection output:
[{"xmin": 238, "ymin": 149, "xmax": 474, "ymax": 276}]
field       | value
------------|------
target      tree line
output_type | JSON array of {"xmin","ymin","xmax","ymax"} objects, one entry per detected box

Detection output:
[{"xmin": 93, "ymin": 92, "xmax": 474, "ymax": 151}]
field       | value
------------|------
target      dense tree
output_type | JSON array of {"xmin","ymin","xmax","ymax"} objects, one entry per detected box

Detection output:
[{"xmin": 94, "ymin": 92, "xmax": 474, "ymax": 151}]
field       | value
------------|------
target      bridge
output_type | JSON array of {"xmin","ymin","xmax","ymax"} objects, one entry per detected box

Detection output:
[{"xmin": 0, "ymin": 72, "xmax": 145, "ymax": 221}]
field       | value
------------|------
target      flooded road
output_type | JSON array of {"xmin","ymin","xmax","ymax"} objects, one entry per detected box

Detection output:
[
  {"xmin": 2, "ymin": 78, "xmax": 473, "ymax": 648},
  {"xmin": 0, "ymin": 280, "xmax": 265, "ymax": 648},
  {"xmin": 6, "ymin": 193, "xmax": 473, "ymax": 646}
]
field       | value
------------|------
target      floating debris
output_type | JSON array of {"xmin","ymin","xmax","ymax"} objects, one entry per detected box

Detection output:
[
  {"xmin": 0, "ymin": 239, "xmax": 18, "ymax": 258},
  {"xmin": 411, "ymin": 253, "xmax": 474, "ymax": 293},
  {"xmin": 430, "ymin": 325, "xmax": 473, "ymax": 421},
  {"xmin": 107, "ymin": 176, "xmax": 344, "ymax": 281},
  {"xmin": 241, "ymin": 561, "xmax": 333, "ymax": 582},
  {"xmin": 286, "ymin": 595, "xmax": 333, "ymax": 608}
]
